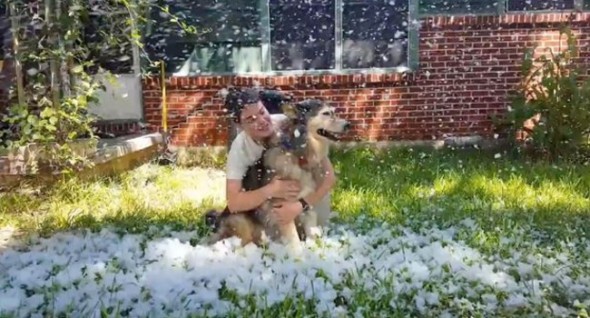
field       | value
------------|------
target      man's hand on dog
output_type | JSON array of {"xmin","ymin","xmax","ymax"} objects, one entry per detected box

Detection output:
[
  {"xmin": 272, "ymin": 200, "xmax": 304, "ymax": 226},
  {"xmin": 268, "ymin": 177, "xmax": 301, "ymax": 201},
  {"xmin": 268, "ymin": 177, "xmax": 304, "ymax": 225}
]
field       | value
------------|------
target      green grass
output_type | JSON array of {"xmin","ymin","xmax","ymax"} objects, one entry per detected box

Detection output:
[
  {"xmin": 1, "ymin": 146, "xmax": 590, "ymax": 317},
  {"xmin": 0, "ymin": 164, "xmax": 226, "ymax": 238},
  {"xmin": 3, "ymin": 146, "xmax": 589, "ymax": 240},
  {"xmin": 331, "ymin": 147, "xmax": 590, "ymax": 240}
]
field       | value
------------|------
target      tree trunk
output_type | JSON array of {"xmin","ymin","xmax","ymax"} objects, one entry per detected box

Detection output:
[
  {"xmin": 8, "ymin": 2, "xmax": 25, "ymax": 107},
  {"xmin": 45, "ymin": 0, "xmax": 62, "ymax": 142},
  {"xmin": 56, "ymin": 0, "xmax": 71, "ymax": 98}
]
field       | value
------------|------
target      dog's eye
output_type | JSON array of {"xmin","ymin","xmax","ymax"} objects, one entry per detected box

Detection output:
[{"xmin": 322, "ymin": 111, "xmax": 331, "ymax": 116}]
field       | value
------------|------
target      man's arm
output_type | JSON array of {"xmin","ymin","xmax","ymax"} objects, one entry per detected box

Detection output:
[
  {"xmin": 303, "ymin": 157, "xmax": 337, "ymax": 207},
  {"xmin": 225, "ymin": 132, "xmax": 275, "ymax": 213},
  {"xmin": 226, "ymin": 179, "xmax": 274, "ymax": 213},
  {"xmin": 225, "ymin": 153, "xmax": 274, "ymax": 213}
]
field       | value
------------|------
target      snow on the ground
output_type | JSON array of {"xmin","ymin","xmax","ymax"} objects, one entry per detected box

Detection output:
[
  {"xmin": 0, "ymin": 226, "xmax": 20, "ymax": 249},
  {"xmin": 0, "ymin": 218, "xmax": 589, "ymax": 317}
]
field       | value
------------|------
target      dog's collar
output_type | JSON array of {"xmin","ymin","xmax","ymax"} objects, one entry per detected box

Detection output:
[
  {"xmin": 298, "ymin": 156, "xmax": 308, "ymax": 166},
  {"xmin": 281, "ymin": 138, "xmax": 308, "ymax": 166}
]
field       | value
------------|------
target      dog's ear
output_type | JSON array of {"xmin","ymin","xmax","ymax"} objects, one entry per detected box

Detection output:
[
  {"xmin": 281, "ymin": 103, "xmax": 298, "ymax": 119},
  {"xmin": 296, "ymin": 99, "xmax": 321, "ymax": 114}
]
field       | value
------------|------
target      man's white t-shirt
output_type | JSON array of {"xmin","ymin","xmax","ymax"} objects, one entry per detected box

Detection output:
[{"xmin": 226, "ymin": 113, "xmax": 288, "ymax": 180}]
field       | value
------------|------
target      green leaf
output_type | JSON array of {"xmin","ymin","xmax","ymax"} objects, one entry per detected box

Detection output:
[
  {"xmin": 18, "ymin": 107, "xmax": 28, "ymax": 117},
  {"xmin": 39, "ymin": 97, "xmax": 53, "ymax": 107},
  {"xmin": 40, "ymin": 107, "xmax": 55, "ymax": 118},
  {"xmin": 71, "ymin": 65, "xmax": 84, "ymax": 74},
  {"xmin": 68, "ymin": 131, "xmax": 79, "ymax": 139},
  {"xmin": 27, "ymin": 115, "xmax": 38, "ymax": 125}
]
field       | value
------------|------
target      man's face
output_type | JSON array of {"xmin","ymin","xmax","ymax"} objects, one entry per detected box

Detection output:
[{"xmin": 239, "ymin": 101, "xmax": 274, "ymax": 140}]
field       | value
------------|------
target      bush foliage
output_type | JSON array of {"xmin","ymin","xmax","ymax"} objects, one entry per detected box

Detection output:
[
  {"xmin": 0, "ymin": 0, "xmax": 197, "ymax": 174},
  {"xmin": 498, "ymin": 23, "xmax": 590, "ymax": 161}
]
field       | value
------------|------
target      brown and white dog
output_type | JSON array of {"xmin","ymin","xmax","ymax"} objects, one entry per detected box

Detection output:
[{"xmin": 203, "ymin": 99, "xmax": 351, "ymax": 248}]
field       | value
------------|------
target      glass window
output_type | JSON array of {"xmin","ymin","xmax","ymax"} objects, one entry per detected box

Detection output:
[
  {"xmin": 145, "ymin": 0, "xmax": 264, "ymax": 74},
  {"xmin": 144, "ymin": 0, "xmax": 416, "ymax": 74},
  {"xmin": 0, "ymin": 3, "xmax": 6, "ymax": 59},
  {"xmin": 269, "ymin": 0, "xmax": 336, "ymax": 71},
  {"xmin": 0, "ymin": 3, "xmax": 8, "ymax": 96},
  {"xmin": 507, "ymin": 0, "xmax": 574, "ymax": 11},
  {"xmin": 419, "ymin": 0, "xmax": 499, "ymax": 15},
  {"xmin": 342, "ymin": 0, "xmax": 408, "ymax": 69},
  {"xmin": 83, "ymin": 11, "xmax": 134, "ymax": 74}
]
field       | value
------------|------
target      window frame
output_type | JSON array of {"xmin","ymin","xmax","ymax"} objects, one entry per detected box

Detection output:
[
  {"xmin": 146, "ymin": 0, "xmax": 589, "ymax": 77},
  {"xmin": 418, "ymin": 0, "xmax": 505, "ymax": 17},
  {"xmin": 153, "ymin": 0, "xmax": 420, "ymax": 77},
  {"xmin": 419, "ymin": 0, "xmax": 588, "ymax": 17},
  {"xmin": 504, "ymin": 0, "xmax": 583, "ymax": 13}
]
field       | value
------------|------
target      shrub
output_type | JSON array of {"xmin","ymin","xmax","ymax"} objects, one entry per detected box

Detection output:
[
  {"xmin": 0, "ymin": 1, "xmax": 199, "ymax": 174},
  {"xmin": 497, "ymin": 23, "xmax": 590, "ymax": 161}
]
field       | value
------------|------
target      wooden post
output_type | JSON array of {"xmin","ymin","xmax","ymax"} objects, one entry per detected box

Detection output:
[{"xmin": 160, "ymin": 60, "xmax": 167, "ymax": 133}]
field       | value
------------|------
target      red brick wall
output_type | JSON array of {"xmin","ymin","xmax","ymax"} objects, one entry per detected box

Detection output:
[{"xmin": 141, "ymin": 12, "xmax": 590, "ymax": 147}]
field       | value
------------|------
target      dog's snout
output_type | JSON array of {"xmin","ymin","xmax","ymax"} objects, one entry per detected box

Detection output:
[{"xmin": 343, "ymin": 121, "xmax": 352, "ymax": 131}]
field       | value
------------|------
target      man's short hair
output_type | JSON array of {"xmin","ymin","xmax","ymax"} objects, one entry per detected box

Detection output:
[{"xmin": 225, "ymin": 87, "xmax": 261, "ymax": 124}]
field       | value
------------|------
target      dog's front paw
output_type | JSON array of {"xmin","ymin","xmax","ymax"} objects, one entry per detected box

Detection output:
[
  {"xmin": 306, "ymin": 226, "xmax": 323, "ymax": 239},
  {"xmin": 285, "ymin": 239, "xmax": 304, "ymax": 259}
]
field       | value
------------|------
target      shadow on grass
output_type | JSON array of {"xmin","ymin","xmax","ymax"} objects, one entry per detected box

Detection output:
[
  {"xmin": 0, "ymin": 164, "xmax": 226, "ymax": 243},
  {"xmin": 35, "ymin": 203, "xmax": 218, "ymax": 237},
  {"xmin": 2, "ymin": 146, "xmax": 590, "ymax": 244}
]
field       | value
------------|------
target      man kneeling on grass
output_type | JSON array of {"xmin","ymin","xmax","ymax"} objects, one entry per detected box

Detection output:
[{"xmin": 206, "ymin": 87, "xmax": 337, "ymax": 242}]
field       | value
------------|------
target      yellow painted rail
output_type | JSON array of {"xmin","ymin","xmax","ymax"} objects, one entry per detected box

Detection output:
[{"xmin": 160, "ymin": 61, "xmax": 167, "ymax": 132}]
